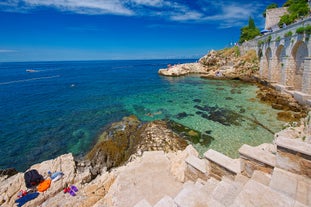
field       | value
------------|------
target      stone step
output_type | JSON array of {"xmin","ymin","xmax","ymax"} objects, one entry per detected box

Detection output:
[
  {"xmin": 174, "ymin": 182, "xmax": 224, "ymax": 207},
  {"xmin": 185, "ymin": 155, "xmax": 209, "ymax": 181},
  {"xmin": 234, "ymin": 174, "xmax": 249, "ymax": 186},
  {"xmin": 270, "ymin": 167, "xmax": 311, "ymax": 206},
  {"xmin": 239, "ymin": 144, "xmax": 276, "ymax": 177},
  {"xmin": 200, "ymin": 177, "xmax": 220, "ymax": 194},
  {"xmin": 182, "ymin": 180, "xmax": 194, "ymax": 189},
  {"xmin": 194, "ymin": 178, "xmax": 207, "ymax": 189},
  {"xmin": 134, "ymin": 199, "xmax": 152, "ymax": 207},
  {"xmin": 204, "ymin": 149, "xmax": 241, "ymax": 180},
  {"xmin": 251, "ymin": 170, "xmax": 271, "ymax": 186},
  {"xmin": 185, "ymin": 155, "xmax": 208, "ymax": 174},
  {"xmin": 153, "ymin": 195, "xmax": 177, "ymax": 207},
  {"xmin": 211, "ymin": 176, "xmax": 244, "ymax": 206},
  {"xmin": 232, "ymin": 179, "xmax": 296, "ymax": 207}
]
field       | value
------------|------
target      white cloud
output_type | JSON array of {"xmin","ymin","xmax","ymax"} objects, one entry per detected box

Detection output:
[
  {"xmin": 0, "ymin": 0, "xmax": 17, "ymax": 7},
  {"xmin": 22, "ymin": 0, "xmax": 134, "ymax": 15},
  {"xmin": 0, "ymin": 0, "xmax": 265, "ymax": 28},
  {"xmin": 170, "ymin": 11, "xmax": 203, "ymax": 21},
  {"xmin": 129, "ymin": 0, "xmax": 165, "ymax": 7},
  {"xmin": 200, "ymin": 2, "xmax": 263, "ymax": 28},
  {"xmin": 0, "ymin": 49, "xmax": 16, "ymax": 53}
]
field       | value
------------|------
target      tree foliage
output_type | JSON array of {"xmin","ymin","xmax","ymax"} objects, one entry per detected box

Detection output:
[
  {"xmin": 239, "ymin": 17, "xmax": 260, "ymax": 44},
  {"xmin": 263, "ymin": 3, "xmax": 278, "ymax": 17},
  {"xmin": 279, "ymin": 0, "xmax": 309, "ymax": 27}
]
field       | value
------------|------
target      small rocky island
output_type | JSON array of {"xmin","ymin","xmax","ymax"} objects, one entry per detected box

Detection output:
[{"xmin": 1, "ymin": 48, "xmax": 311, "ymax": 207}]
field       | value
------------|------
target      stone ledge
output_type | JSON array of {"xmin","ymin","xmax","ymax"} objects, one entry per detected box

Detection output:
[
  {"xmin": 306, "ymin": 99, "xmax": 311, "ymax": 107},
  {"xmin": 273, "ymin": 84, "xmax": 294, "ymax": 92},
  {"xmin": 239, "ymin": 144, "xmax": 276, "ymax": 167},
  {"xmin": 275, "ymin": 137, "xmax": 311, "ymax": 157},
  {"xmin": 293, "ymin": 91, "xmax": 311, "ymax": 105},
  {"xmin": 204, "ymin": 149, "xmax": 241, "ymax": 175},
  {"xmin": 185, "ymin": 155, "xmax": 207, "ymax": 174}
]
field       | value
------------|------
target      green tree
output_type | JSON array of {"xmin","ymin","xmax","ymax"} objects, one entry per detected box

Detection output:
[
  {"xmin": 239, "ymin": 17, "xmax": 261, "ymax": 43},
  {"xmin": 288, "ymin": 0, "xmax": 309, "ymax": 17},
  {"xmin": 248, "ymin": 16, "xmax": 256, "ymax": 29},
  {"xmin": 263, "ymin": 3, "xmax": 278, "ymax": 17},
  {"xmin": 279, "ymin": 0, "xmax": 309, "ymax": 27},
  {"xmin": 283, "ymin": 0, "xmax": 294, "ymax": 7}
]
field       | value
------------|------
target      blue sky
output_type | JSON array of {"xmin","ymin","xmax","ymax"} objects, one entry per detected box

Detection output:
[{"xmin": 0, "ymin": 0, "xmax": 285, "ymax": 62}]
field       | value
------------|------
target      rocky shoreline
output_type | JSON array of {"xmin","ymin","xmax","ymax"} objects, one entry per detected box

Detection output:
[
  {"xmin": 159, "ymin": 48, "xmax": 308, "ymax": 123},
  {"xmin": 1, "ymin": 48, "xmax": 310, "ymax": 207}
]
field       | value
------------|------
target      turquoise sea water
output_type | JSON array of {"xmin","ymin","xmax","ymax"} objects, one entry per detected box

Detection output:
[{"xmin": 0, "ymin": 60, "xmax": 285, "ymax": 171}]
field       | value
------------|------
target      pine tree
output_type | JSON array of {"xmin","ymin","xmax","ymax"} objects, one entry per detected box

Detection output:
[{"xmin": 239, "ymin": 17, "xmax": 260, "ymax": 43}]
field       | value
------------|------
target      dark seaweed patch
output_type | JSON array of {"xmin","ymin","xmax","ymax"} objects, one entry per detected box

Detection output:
[
  {"xmin": 175, "ymin": 112, "xmax": 195, "ymax": 119},
  {"xmin": 175, "ymin": 112, "xmax": 188, "ymax": 119},
  {"xmin": 230, "ymin": 89, "xmax": 242, "ymax": 94},
  {"xmin": 193, "ymin": 99, "xmax": 201, "ymax": 103},
  {"xmin": 205, "ymin": 130, "xmax": 212, "ymax": 134},
  {"xmin": 194, "ymin": 104, "xmax": 243, "ymax": 126},
  {"xmin": 166, "ymin": 120, "xmax": 214, "ymax": 146}
]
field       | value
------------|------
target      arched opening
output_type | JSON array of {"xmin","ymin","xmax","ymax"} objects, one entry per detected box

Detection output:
[
  {"xmin": 265, "ymin": 47, "xmax": 272, "ymax": 81},
  {"xmin": 258, "ymin": 49, "xmax": 263, "ymax": 61},
  {"xmin": 291, "ymin": 41, "xmax": 308, "ymax": 91},
  {"xmin": 275, "ymin": 45, "xmax": 286, "ymax": 84}
]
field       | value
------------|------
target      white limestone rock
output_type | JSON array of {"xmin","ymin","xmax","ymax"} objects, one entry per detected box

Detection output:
[{"xmin": 158, "ymin": 63, "xmax": 207, "ymax": 76}]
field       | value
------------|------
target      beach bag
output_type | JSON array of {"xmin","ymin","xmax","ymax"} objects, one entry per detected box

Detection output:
[
  {"xmin": 37, "ymin": 179, "xmax": 51, "ymax": 192},
  {"xmin": 24, "ymin": 169, "xmax": 44, "ymax": 188}
]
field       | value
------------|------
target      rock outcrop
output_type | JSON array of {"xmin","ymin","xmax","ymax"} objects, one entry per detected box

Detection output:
[
  {"xmin": 158, "ymin": 47, "xmax": 260, "ymax": 81},
  {"xmin": 158, "ymin": 63, "xmax": 207, "ymax": 76},
  {"xmin": 86, "ymin": 116, "xmax": 188, "ymax": 178},
  {"xmin": 199, "ymin": 48, "xmax": 259, "ymax": 80}
]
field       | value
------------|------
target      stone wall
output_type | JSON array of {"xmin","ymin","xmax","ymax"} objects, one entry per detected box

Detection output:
[{"xmin": 265, "ymin": 7, "xmax": 288, "ymax": 30}]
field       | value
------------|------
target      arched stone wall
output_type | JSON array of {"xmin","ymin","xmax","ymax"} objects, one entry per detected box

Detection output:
[
  {"xmin": 291, "ymin": 41, "xmax": 308, "ymax": 91},
  {"xmin": 275, "ymin": 45, "xmax": 286, "ymax": 84},
  {"xmin": 245, "ymin": 18, "xmax": 311, "ymax": 104}
]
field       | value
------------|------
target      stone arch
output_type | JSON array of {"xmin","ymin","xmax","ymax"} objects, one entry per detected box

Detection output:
[
  {"xmin": 291, "ymin": 41, "xmax": 308, "ymax": 91},
  {"xmin": 275, "ymin": 45, "xmax": 286, "ymax": 84},
  {"xmin": 258, "ymin": 49, "xmax": 263, "ymax": 60},
  {"xmin": 265, "ymin": 47, "xmax": 272, "ymax": 81}
]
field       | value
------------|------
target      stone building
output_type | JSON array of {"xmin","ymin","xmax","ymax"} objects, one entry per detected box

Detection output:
[{"xmin": 265, "ymin": 7, "xmax": 288, "ymax": 31}]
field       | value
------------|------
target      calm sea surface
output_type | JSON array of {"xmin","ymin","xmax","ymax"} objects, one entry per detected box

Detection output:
[{"xmin": 0, "ymin": 60, "xmax": 285, "ymax": 171}]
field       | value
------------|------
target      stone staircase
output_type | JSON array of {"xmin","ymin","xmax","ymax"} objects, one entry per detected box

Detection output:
[{"xmin": 134, "ymin": 136, "xmax": 311, "ymax": 207}]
